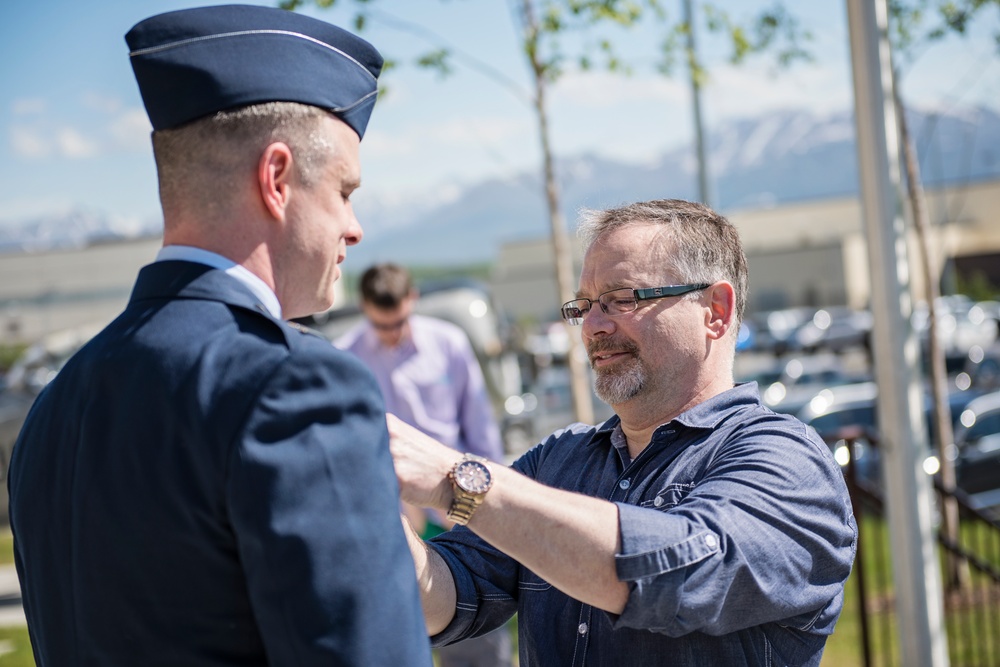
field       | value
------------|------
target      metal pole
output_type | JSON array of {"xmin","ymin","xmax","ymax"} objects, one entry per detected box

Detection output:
[{"xmin": 845, "ymin": 1, "xmax": 949, "ymax": 665}]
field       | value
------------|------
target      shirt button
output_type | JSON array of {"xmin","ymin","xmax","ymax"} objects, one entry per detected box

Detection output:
[
  {"xmin": 578, "ymin": 623, "xmax": 589, "ymax": 635},
  {"xmin": 619, "ymin": 479, "xmax": 631, "ymax": 490},
  {"xmin": 705, "ymin": 534, "xmax": 718, "ymax": 548},
  {"xmin": 653, "ymin": 496, "xmax": 664, "ymax": 507}
]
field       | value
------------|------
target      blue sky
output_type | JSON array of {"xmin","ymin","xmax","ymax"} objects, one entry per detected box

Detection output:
[{"xmin": 1, "ymin": 1, "xmax": 998, "ymax": 232}]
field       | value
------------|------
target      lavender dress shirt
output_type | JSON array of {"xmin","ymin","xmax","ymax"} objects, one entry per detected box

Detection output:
[{"xmin": 335, "ymin": 314, "xmax": 504, "ymax": 463}]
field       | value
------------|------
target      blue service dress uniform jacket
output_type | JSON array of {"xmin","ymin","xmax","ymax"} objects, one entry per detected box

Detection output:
[{"xmin": 8, "ymin": 260, "xmax": 432, "ymax": 666}]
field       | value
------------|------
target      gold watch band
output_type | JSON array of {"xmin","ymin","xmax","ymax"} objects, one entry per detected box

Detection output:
[
  {"xmin": 446, "ymin": 492, "xmax": 481, "ymax": 525},
  {"xmin": 446, "ymin": 454, "xmax": 492, "ymax": 526}
]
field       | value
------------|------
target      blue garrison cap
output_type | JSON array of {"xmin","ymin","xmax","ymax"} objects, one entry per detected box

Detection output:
[{"xmin": 126, "ymin": 4, "xmax": 383, "ymax": 138}]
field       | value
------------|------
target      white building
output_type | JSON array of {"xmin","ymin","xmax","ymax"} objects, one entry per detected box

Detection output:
[{"xmin": 490, "ymin": 178, "xmax": 1000, "ymax": 324}]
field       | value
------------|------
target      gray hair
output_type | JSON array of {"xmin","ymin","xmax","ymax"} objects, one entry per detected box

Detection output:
[{"xmin": 577, "ymin": 199, "xmax": 748, "ymax": 326}]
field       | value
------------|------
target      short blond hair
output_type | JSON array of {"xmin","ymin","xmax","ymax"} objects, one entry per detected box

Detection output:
[{"xmin": 152, "ymin": 102, "xmax": 335, "ymax": 213}]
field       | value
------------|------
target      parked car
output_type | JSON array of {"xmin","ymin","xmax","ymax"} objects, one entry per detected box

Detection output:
[
  {"xmin": 745, "ymin": 307, "xmax": 817, "ymax": 356},
  {"xmin": 735, "ymin": 320, "xmax": 756, "ymax": 352},
  {"xmin": 0, "ymin": 323, "xmax": 103, "ymax": 521},
  {"xmin": 793, "ymin": 382, "xmax": 882, "ymax": 484},
  {"xmin": 913, "ymin": 295, "xmax": 999, "ymax": 374},
  {"xmin": 501, "ymin": 365, "xmax": 614, "ymax": 459},
  {"xmin": 795, "ymin": 381, "xmax": 984, "ymax": 490},
  {"xmin": 959, "ymin": 340, "xmax": 1000, "ymax": 393},
  {"xmin": 0, "ymin": 391, "xmax": 35, "ymax": 483},
  {"xmin": 952, "ymin": 391, "xmax": 1000, "ymax": 513},
  {"xmin": 756, "ymin": 353, "xmax": 871, "ymax": 415},
  {"xmin": 970, "ymin": 300, "xmax": 1000, "ymax": 337},
  {"xmin": 792, "ymin": 307, "xmax": 872, "ymax": 355}
]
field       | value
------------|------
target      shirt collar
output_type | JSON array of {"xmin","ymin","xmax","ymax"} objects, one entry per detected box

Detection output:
[
  {"xmin": 362, "ymin": 313, "xmax": 421, "ymax": 353},
  {"xmin": 670, "ymin": 382, "xmax": 762, "ymax": 430},
  {"xmin": 155, "ymin": 245, "xmax": 282, "ymax": 319},
  {"xmin": 598, "ymin": 382, "xmax": 762, "ymax": 452}
]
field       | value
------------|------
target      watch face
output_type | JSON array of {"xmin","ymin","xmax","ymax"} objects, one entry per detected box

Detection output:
[{"xmin": 454, "ymin": 460, "xmax": 492, "ymax": 494}]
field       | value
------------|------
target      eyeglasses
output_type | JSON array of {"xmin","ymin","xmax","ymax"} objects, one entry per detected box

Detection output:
[{"xmin": 560, "ymin": 284, "xmax": 710, "ymax": 325}]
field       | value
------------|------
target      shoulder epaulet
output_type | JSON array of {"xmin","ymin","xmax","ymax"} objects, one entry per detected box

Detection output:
[{"xmin": 286, "ymin": 321, "xmax": 329, "ymax": 340}]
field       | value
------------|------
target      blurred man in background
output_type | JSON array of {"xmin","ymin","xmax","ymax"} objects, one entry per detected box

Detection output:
[{"xmin": 337, "ymin": 262, "xmax": 512, "ymax": 667}]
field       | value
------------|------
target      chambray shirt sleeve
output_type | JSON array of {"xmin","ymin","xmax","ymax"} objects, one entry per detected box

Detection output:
[
  {"xmin": 427, "ymin": 530, "xmax": 520, "ymax": 646},
  {"xmin": 423, "ymin": 446, "xmax": 545, "ymax": 646},
  {"xmin": 613, "ymin": 418, "xmax": 856, "ymax": 637}
]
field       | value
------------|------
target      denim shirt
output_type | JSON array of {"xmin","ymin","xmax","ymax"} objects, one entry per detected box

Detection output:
[{"xmin": 428, "ymin": 383, "xmax": 857, "ymax": 666}]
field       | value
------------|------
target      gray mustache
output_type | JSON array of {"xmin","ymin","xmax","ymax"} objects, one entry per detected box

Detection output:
[{"xmin": 587, "ymin": 339, "xmax": 639, "ymax": 364}]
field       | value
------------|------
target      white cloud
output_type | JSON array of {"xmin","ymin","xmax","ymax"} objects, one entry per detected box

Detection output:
[
  {"xmin": 543, "ymin": 70, "xmax": 693, "ymax": 163},
  {"xmin": 109, "ymin": 108, "xmax": 152, "ymax": 151},
  {"xmin": 364, "ymin": 113, "xmax": 528, "ymax": 161},
  {"xmin": 11, "ymin": 98, "xmax": 46, "ymax": 116},
  {"xmin": 554, "ymin": 70, "xmax": 688, "ymax": 109},
  {"xmin": 9, "ymin": 107, "xmax": 151, "ymax": 161},
  {"xmin": 10, "ymin": 126, "xmax": 50, "ymax": 158},
  {"xmin": 82, "ymin": 92, "xmax": 123, "ymax": 114},
  {"xmin": 428, "ymin": 115, "xmax": 526, "ymax": 144},
  {"xmin": 360, "ymin": 128, "xmax": 420, "ymax": 159},
  {"xmin": 55, "ymin": 127, "xmax": 98, "ymax": 158},
  {"xmin": 13, "ymin": 125, "xmax": 98, "ymax": 160},
  {"xmin": 703, "ymin": 61, "xmax": 852, "ymax": 122}
]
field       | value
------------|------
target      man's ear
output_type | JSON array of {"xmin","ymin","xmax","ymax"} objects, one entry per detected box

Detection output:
[
  {"xmin": 258, "ymin": 142, "xmax": 294, "ymax": 221},
  {"xmin": 705, "ymin": 282, "xmax": 736, "ymax": 340}
]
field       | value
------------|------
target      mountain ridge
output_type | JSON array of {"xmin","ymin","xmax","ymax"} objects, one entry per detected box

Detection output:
[{"xmin": 3, "ymin": 105, "xmax": 998, "ymax": 264}]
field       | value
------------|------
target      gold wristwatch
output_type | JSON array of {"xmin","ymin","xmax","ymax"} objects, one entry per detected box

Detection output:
[{"xmin": 446, "ymin": 454, "xmax": 493, "ymax": 526}]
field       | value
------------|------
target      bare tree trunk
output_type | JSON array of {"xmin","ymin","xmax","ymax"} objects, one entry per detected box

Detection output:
[
  {"xmin": 893, "ymin": 79, "xmax": 966, "ymax": 590},
  {"xmin": 683, "ymin": 0, "xmax": 711, "ymax": 206},
  {"xmin": 520, "ymin": 0, "xmax": 594, "ymax": 425}
]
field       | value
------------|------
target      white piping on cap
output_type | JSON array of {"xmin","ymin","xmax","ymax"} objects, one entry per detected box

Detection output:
[{"xmin": 129, "ymin": 29, "xmax": 377, "ymax": 82}]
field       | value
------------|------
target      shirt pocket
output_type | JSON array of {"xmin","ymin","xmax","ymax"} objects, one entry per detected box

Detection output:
[{"xmin": 639, "ymin": 482, "xmax": 696, "ymax": 511}]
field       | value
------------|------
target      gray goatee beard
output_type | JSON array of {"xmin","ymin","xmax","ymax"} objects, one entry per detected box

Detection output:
[{"xmin": 589, "ymin": 339, "xmax": 645, "ymax": 405}]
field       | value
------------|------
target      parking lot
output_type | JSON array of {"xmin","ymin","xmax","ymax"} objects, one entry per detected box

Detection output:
[{"xmin": 3, "ymin": 294, "xmax": 1000, "ymax": 516}]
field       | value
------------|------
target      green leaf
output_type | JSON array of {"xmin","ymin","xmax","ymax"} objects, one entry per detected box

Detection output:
[{"xmin": 416, "ymin": 49, "xmax": 453, "ymax": 78}]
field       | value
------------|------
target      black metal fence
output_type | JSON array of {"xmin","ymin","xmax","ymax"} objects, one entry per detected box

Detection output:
[{"xmin": 832, "ymin": 429, "xmax": 1000, "ymax": 667}]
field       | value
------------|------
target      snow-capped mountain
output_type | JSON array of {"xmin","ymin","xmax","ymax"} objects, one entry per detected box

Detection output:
[
  {"xmin": 0, "ymin": 209, "xmax": 160, "ymax": 255},
  {"xmin": 4, "ymin": 105, "xmax": 998, "ymax": 265},
  {"xmin": 343, "ymin": 104, "xmax": 1000, "ymax": 267}
]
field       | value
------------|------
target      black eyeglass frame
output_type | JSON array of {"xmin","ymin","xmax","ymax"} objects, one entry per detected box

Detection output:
[{"xmin": 560, "ymin": 283, "xmax": 711, "ymax": 325}]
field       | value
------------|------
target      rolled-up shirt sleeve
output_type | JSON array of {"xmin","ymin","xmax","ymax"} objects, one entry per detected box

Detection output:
[
  {"xmin": 612, "ymin": 419, "xmax": 857, "ymax": 638},
  {"xmin": 427, "ymin": 529, "xmax": 520, "ymax": 646},
  {"xmin": 423, "ymin": 443, "xmax": 546, "ymax": 646}
]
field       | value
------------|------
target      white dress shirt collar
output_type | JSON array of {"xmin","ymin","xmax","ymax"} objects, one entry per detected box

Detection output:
[{"xmin": 155, "ymin": 245, "xmax": 282, "ymax": 319}]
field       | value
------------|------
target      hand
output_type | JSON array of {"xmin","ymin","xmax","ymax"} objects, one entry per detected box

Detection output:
[{"xmin": 386, "ymin": 414, "xmax": 461, "ymax": 512}]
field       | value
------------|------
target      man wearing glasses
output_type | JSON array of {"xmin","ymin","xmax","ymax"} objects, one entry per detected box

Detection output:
[{"xmin": 388, "ymin": 199, "xmax": 856, "ymax": 666}]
